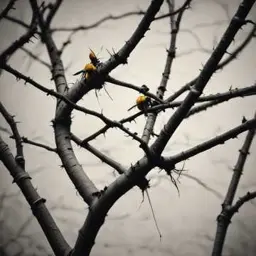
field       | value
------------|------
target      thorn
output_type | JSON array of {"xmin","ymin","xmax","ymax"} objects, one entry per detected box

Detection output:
[
  {"xmin": 145, "ymin": 189, "xmax": 162, "ymax": 240},
  {"xmin": 242, "ymin": 116, "xmax": 247, "ymax": 123}
]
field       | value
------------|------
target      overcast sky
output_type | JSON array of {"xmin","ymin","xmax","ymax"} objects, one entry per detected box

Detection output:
[{"xmin": 0, "ymin": 0, "xmax": 256, "ymax": 255}]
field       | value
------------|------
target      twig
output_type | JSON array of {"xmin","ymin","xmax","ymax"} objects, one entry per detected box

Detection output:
[
  {"xmin": 0, "ymin": 102, "xmax": 25, "ymax": 168},
  {"xmin": 21, "ymin": 47, "xmax": 51, "ymax": 68},
  {"xmin": 71, "ymin": 133, "xmax": 126, "ymax": 175},
  {"xmin": 162, "ymin": 117, "xmax": 256, "ymax": 166},
  {"xmin": 0, "ymin": 0, "xmax": 17, "ymax": 21},
  {"xmin": 4, "ymin": 15, "xmax": 31, "ymax": 30},
  {"xmin": 154, "ymin": 0, "xmax": 192, "ymax": 20},
  {"xmin": 45, "ymin": 0, "xmax": 63, "ymax": 28},
  {"xmin": 142, "ymin": 0, "xmax": 191, "ymax": 144},
  {"xmin": 22, "ymin": 137, "xmax": 57, "ymax": 153},
  {"xmin": 0, "ymin": 11, "xmax": 37, "ymax": 64},
  {"xmin": 106, "ymin": 76, "xmax": 164, "ymax": 104}
]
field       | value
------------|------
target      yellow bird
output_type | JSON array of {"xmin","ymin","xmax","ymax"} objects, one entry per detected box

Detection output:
[
  {"xmin": 128, "ymin": 95, "xmax": 152, "ymax": 116},
  {"xmin": 73, "ymin": 63, "xmax": 97, "ymax": 80},
  {"xmin": 73, "ymin": 49, "xmax": 100, "ymax": 80}
]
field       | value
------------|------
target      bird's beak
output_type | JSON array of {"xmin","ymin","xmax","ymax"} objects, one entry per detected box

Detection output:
[{"xmin": 73, "ymin": 70, "xmax": 84, "ymax": 76}]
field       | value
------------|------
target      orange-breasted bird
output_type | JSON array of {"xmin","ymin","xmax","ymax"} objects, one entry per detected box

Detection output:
[
  {"xmin": 128, "ymin": 95, "xmax": 152, "ymax": 116},
  {"xmin": 73, "ymin": 50, "xmax": 100, "ymax": 80},
  {"xmin": 73, "ymin": 63, "xmax": 97, "ymax": 80}
]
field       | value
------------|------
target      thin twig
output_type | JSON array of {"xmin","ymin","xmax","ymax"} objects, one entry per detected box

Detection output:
[{"xmin": 0, "ymin": 102, "xmax": 25, "ymax": 168}]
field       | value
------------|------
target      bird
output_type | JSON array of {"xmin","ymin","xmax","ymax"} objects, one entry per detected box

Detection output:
[
  {"xmin": 73, "ymin": 49, "xmax": 100, "ymax": 80},
  {"xmin": 128, "ymin": 95, "xmax": 152, "ymax": 116},
  {"xmin": 73, "ymin": 63, "xmax": 97, "ymax": 80}
]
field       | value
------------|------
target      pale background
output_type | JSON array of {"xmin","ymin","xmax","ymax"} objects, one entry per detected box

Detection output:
[{"xmin": 0, "ymin": 0, "xmax": 256, "ymax": 255}]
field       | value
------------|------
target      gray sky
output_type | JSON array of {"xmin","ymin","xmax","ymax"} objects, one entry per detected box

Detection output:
[{"xmin": 0, "ymin": 0, "xmax": 256, "ymax": 255}]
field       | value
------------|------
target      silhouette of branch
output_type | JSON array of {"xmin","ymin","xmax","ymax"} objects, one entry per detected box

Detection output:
[
  {"xmin": 0, "ymin": 0, "xmax": 17, "ymax": 21},
  {"xmin": 212, "ymin": 116, "xmax": 256, "ymax": 256},
  {"xmin": 29, "ymin": 0, "xmax": 99, "ymax": 206},
  {"xmin": 45, "ymin": 0, "xmax": 63, "ymax": 28},
  {"xmin": 3, "ymin": 64, "xmax": 146, "ymax": 147},
  {"xmin": 51, "ymin": 0, "xmax": 191, "ymax": 33},
  {"xmin": 21, "ymin": 137, "xmax": 57, "ymax": 153},
  {"xmin": 106, "ymin": 76, "xmax": 164, "ymax": 103},
  {"xmin": 0, "ymin": 102, "xmax": 25, "ymax": 168},
  {"xmin": 154, "ymin": 0, "xmax": 192, "ymax": 20},
  {"xmin": 97, "ymin": 0, "xmax": 164, "ymax": 75},
  {"xmin": 51, "ymin": 10, "xmax": 145, "ymax": 33},
  {"xmin": 21, "ymin": 47, "xmax": 51, "ymax": 68},
  {"xmin": 141, "ymin": 0, "xmax": 190, "ymax": 144},
  {"xmin": 230, "ymin": 191, "xmax": 256, "ymax": 215},
  {"xmin": 0, "ymin": 10, "xmax": 37, "ymax": 64},
  {"xmin": 71, "ymin": 133, "xmax": 126, "ymax": 175},
  {"xmin": 152, "ymin": 83, "xmax": 256, "ymax": 113},
  {"xmin": 0, "ymin": 136, "xmax": 71, "ymax": 256},
  {"xmin": 82, "ymin": 83, "xmax": 256, "ymax": 143},
  {"xmin": 162, "ymin": 116, "xmax": 256, "ymax": 166},
  {"xmin": 4, "ymin": 15, "xmax": 31, "ymax": 29},
  {"xmin": 150, "ymin": 0, "xmax": 255, "ymax": 156},
  {"xmin": 165, "ymin": 24, "xmax": 256, "ymax": 102},
  {"xmin": 71, "ymin": 133, "xmax": 149, "ymax": 191},
  {"xmin": 182, "ymin": 173, "xmax": 223, "ymax": 200},
  {"xmin": 2, "ymin": 64, "xmax": 115, "ymax": 122}
]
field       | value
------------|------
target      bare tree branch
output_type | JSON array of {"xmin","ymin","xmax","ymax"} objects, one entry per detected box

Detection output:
[
  {"xmin": 212, "ymin": 115, "xmax": 256, "ymax": 256},
  {"xmin": 0, "ymin": 102, "xmax": 24, "ymax": 168},
  {"xmin": 71, "ymin": 133, "xmax": 126, "ymax": 175},
  {"xmin": 141, "ymin": 0, "xmax": 191, "ymax": 144},
  {"xmin": 0, "ymin": 10, "xmax": 37, "ymax": 65},
  {"xmin": 230, "ymin": 191, "xmax": 256, "ymax": 215},
  {"xmin": 0, "ymin": 136, "xmax": 71, "ymax": 256},
  {"xmin": 21, "ymin": 137, "xmax": 57, "ymax": 153},
  {"xmin": 51, "ymin": 0, "xmax": 191, "ymax": 33},
  {"xmin": 165, "ymin": 24, "xmax": 256, "ymax": 103},
  {"xmin": 150, "ymin": 0, "xmax": 255, "ymax": 156},
  {"xmin": 154, "ymin": 0, "xmax": 192, "ymax": 20},
  {"xmin": 21, "ymin": 47, "xmax": 51, "ymax": 68},
  {"xmin": 162, "ymin": 117, "xmax": 256, "ymax": 167},
  {"xmin": 45, "ymin": 0, "xmax": 63, "ymax": 28},
  {"xmin": 0, "ymin": 0, "xmax": 17, "ymax": 21},
  {"xmin": 4, "ymin": 15, "xmax": 31, "ymax": 29},
  {"xmin": 106, "ymin": 76, "xmax": 165, "ymax": 104},
  {"xmin": 71, "ymin": 133, "xmax": 150, "ymax": 191},
  {"xmin": 82, "ymin": 83, "xmax": 256, "ymax": 144},
  {"xmin": 29, "ymin": 0, "xmax": 99, "ymax": 206}
]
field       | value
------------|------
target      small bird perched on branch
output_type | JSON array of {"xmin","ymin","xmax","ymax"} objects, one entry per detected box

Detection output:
[
  {"xmin": 73, "ymin": 63, "xmax": 97, "ymax": 80},
  {"xmin": 128, "ymin": 95, "xmax": 152, "ymax": 116},
  {"xmin": 73, "ymin": 49, "xmax": 100, "ymax": 80}
]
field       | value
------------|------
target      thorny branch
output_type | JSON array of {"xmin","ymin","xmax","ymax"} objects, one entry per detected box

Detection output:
[
  {"xmin": 212, "ymin": 113, "xmax": 256, "ymax": 256},
  {"xmin": 150, "ymin": 0, "xmax": 256, "ymax": 156},
  {"xmin": 1, "ymin": 0, "xmax": 255, "ymax": 255},
  {"xmin": 29, "ymin": 0, "xmax": 99, "ymax": 206},
  {"xmin": 141, "ymin": 0, "xmax": 191, "ymax": 144},
  {"xmin": 0, "ymin": 9, "xmax": 37, "ymax": 65},
  {"xmin": 162, "ymin": 117, "xmax": 256, "ymax": 167},
  {"xmin": 0, "ymin": 136, "xmax": 71, "ymax": 256},
  {"xmin": 0, "ymin": 102, "xmax": 24, "ymax": 168},
  {"xmin": 0, "ymin": 0, "xmax": 17, "ymax": 21},
  {"xmin": 165, "ymin": 23, "xmax": 256, "ymax": 103}
]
